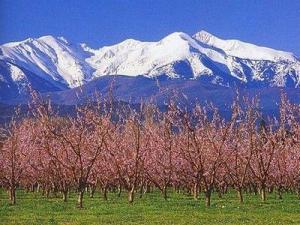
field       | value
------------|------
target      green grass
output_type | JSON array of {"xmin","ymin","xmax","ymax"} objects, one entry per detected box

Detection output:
[{"xmin": 0, "ymin": 189, "xmax": 300, "ymax": 225}]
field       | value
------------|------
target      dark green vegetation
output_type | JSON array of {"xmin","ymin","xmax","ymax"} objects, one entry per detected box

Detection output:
[{"xmin": 1, "ymin": 189, "xmax": 300, "ymax": 225}]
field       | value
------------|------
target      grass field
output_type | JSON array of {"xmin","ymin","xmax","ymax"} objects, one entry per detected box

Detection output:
[{"xmin": 0, "ymin": 189, "xmax": 300, "ymax": 225}]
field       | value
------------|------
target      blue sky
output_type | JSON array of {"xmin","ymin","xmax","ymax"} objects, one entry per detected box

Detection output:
[{"xmin": 1, "ymin": 0, "xmax": 300, "ymax": 56}]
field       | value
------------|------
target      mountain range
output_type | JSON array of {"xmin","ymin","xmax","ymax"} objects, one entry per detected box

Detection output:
[{"xmin": 0, "ymin": 30, "xmax": 299, "ymax": 109}]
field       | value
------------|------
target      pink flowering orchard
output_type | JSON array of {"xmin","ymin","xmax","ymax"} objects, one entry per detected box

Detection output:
[{"xmin": 0, "ymin": 93, "xmax": 299, "ymax": 208}]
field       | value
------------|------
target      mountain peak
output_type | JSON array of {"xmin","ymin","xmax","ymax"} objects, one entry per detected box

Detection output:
[
  {"xmin": 2, "ymin": 37, "xmax": 35, "ymax": 47},
  {"xmin": 193, "ymin": 30, "xmax": 217, "ymax": 43},
  {"xmin": 117, "ymin": 38, "xmax": 142, "ymax": 47},
  {"xmin": 37, "ymin": 35, "xmax": 57, "ymax": 41},
  {"xmin": 0, "ymin": 30, "xmax": 299, "ymax": 93},
  {"xmin": 2, "ymin": 35, "xmax": 68, "ymax": 48},
  {"xmin": 37, "ymin": 35, "xmax": 70, "ymax": 46},
  {"xmin": 193, "ymin": 31, "xmax": 295, "ymax": 62},
  {"xmin": 160, "ymin": 32, "xmax": 192, "ymax": 43}
]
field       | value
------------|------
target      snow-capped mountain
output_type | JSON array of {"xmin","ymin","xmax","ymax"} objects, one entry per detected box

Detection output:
[
  {"xmin": 0, "ymin": 35, "xmax": 94, "ymax": 88},
  {"xmin": 84, "ymin": 31, "xmax": 300, "ymax": 87},
  {"xmin": 0, "ymin": 60, "xmax": 65, "ymax": 100},
  {"xmin": 0, "ymin": 30, "xmax": 299, "ymax": 102}
]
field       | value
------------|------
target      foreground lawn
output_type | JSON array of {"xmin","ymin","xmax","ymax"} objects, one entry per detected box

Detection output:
[{"xmin": 0, "ymin": 189, "xmax": 300, "ymax": 225}]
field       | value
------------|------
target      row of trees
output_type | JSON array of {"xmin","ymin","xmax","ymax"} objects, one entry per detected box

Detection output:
[{"xmin": 0, "ymin": 94, "xmax": 299, "ymax": 208}]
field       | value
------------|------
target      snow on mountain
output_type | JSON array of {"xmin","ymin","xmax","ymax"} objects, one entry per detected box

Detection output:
[
  {"xmin": 85, "ymin": 32, "xmax": 219, "ymax": 79},
  {"xmin": 193, "ymin": 31, "xmax": 297, "ymax": 62},
  {"xmin": 78, "ymin": 31, "xmax": 300, "ymax": 87},
  {"xmin": 0, "ymin": 59, "xmax": 64, "ymax": 101},
  {"xmin": 85, "ymin": 31, "xmax": 300, "ymax": 87},
  {"xmin": 0, "ymin": 30, "xmax": 299, "ymax": 98},
  {"xmin": 0, "ymin": 35, "xmax": 94, "ymax": 88}
]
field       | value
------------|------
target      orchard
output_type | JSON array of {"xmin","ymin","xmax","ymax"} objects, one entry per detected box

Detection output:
[{"xmin": 0, "ymin": 93, "xmax": 299, "ymax": 210}]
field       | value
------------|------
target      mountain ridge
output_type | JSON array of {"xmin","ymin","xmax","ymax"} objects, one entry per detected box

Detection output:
[{"xmin": 0, "ymin": 30, "xmax": 299, "ymax": 103}]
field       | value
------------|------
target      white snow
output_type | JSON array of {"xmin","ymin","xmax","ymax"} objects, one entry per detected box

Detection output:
[
  {"xmin": 193, "ymin": 30, "xmax": 296, "ymax": 62},
  {"xmin": 0, "ymin": 31, "xmax": 299, "ymax": 88},
  {"xmin": 9, "ymin": 64, "xmax": 26, "ymax": 82},
  {"xmin": 1, "ymin": 35, "xmax": 93, "ymax": 87},
  {"xmin": 86, "ymin": 32, "xmax": 228, "ymax": 79}
]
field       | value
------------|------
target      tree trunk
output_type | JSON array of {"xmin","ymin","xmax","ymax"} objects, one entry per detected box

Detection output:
[
  {"xmin": 128, "ymin": 186, "xmax": 135, "ymax": 203},
  {"xmin": 139, "ymin": 184, "xmax": 144, "ymax": 198},
  {"xmin": 205, "ymin": 189, "xmax": 212, "ymax": 207},
  {"xmin": 277, "ymin": 188, "xmax": 283, "ymax": 200},
  {"xmin": 9, "ymin": 187, "xmax": 16, "ymax": 205},
  {"xmin": 117, "ymin": 185, "xmax": 122, "ymax": 197},
  {"xmin": 217, "ymin": 189, "xmax": 222, "ymax": 198},
  {"xmin": 31, "ymin": 184, "xmax": 35, "ymax": 192},
  {"xmin": 90, "ymin": 186, "xmax": 96, "ymax": 198},
  {"xmin": 53, "ymin": 185, "xmax": 58, "ymax": 198},
  {"xmin": 224, "ymin": 185, "xmax": 228, "ymax": 194},
  {"xmin": 237, "ymin": 188, "xmax": 243, "ymax": 204},
  {"xmin": 193, "ymin": 182, "xmax": 199, "ymax": 200},
  {"xmin": 103, "ymin": 185, "xmax": 108, "ymax": 201},
  {"xmin": 253, "ymin": 184, "xmax": 258, "ymax": 195},
  {"xmin": 162, "ymin": 185, "xmax": 168, "ymax": 200},
  {"xmin": 77, "ymin": 190, "xmax": 84, "ymax": 208},
  {"xmin": 46, "ymin": 188, "xmax": 50, "ymax": 198},
  {"xmin": 145, "ymin": 184, "xmax": 151, "ymax": 193},
  {"xmin": 268, "ymin": 187, "xmax": 273, "ymax": 193},
  {"xmin": 62, "ymin": 190, "xmax": 68, "ymax": 202},
  {"xmin": 261, "ymin": 186, "xmax": 266, "ymax": 202}
]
